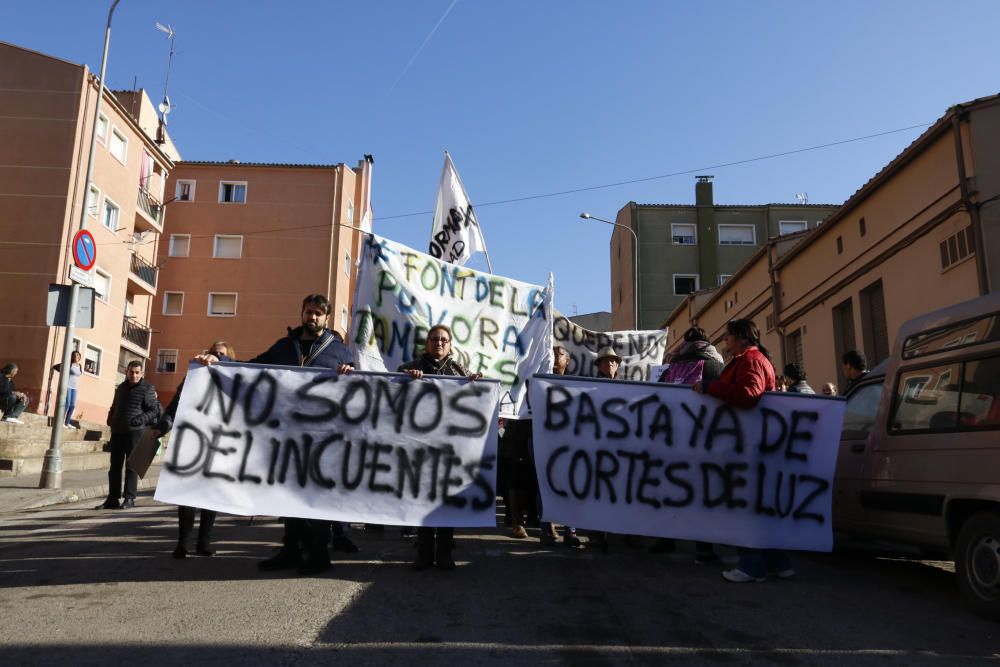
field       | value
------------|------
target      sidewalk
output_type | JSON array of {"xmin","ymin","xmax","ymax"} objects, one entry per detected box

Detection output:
[{"xmin": 0, "ymin": 463, "xmax": 161, "ymax": 513}]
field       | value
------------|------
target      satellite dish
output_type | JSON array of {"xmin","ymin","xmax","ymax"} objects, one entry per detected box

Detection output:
[{"xmin": 158, "ymin": 96, "xmax": 171, "ymax": 116}]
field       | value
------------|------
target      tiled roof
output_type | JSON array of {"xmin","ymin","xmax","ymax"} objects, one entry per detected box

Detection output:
[
  {"xmin": 634, "ymin": 203, "xmax": 838, "ymax": 209},
  {"xmin": 774, "ymin": 91, "xmax": 1000, "ymax": 270},
  {"xmin": 177, "ymin": 161, "xmax": 344, "ymax": 169}
]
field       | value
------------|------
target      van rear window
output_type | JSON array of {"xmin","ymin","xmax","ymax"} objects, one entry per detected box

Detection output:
[
  {"xmin": 901, "ymin": 313, "xmax": 1000, "ymax": 359},
  {"xmin": 889, "ymin": 355, "xmax": 1000, "ymax": 433}
]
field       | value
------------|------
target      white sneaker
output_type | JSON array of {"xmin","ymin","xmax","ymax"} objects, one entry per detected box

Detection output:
[
  {"xmin": 3, "ymin": 417, "xmax": 24, "ymax": 424},
  {"xmin": 722, "ymin": 568, "xmax": 766, "ymax": 583},
  {"xmin": 772, "ymin": 568, "xmax": 796, "ymax": 579}
]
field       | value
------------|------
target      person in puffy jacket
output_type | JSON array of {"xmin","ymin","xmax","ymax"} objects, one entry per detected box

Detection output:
[
  {"xmin": 154, "ymin": 341, "xmax": 235, "ymax": 558},
  {"xmin": 399, "ymin": 324, "xmax": 482, "ymax": 571},
  {"xmin": 650, "ymin": 327, "xmax": 723, "ymax": 562},
  {"xmin": 99, "ymin": 361, "xmax": 162, "ymax": 510},
  {"xmin": 694, "ymin": 319, "xmax": 793, "ymax": 584}
]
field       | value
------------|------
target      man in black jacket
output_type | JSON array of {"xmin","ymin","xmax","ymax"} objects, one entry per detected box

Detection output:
[
  {"xmin": 198, "ymin": 294, "xmax": 355, "ymax": 575},
  {"xmin": 99, "ymin": 361, "xmax": 161, "ymax": 510}
]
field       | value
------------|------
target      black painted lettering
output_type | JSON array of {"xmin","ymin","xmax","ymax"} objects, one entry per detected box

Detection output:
[
  {"xmin": 244, "ymin": 371, "xmax": 278, "ymax": 427},
  {"xmin": 792, "ymin": 474, "xmax": 829, "ymax": 523},
  {"xmin": 238, "ymin": 430, "xmax": 262, "ymax": 484},
  {"xmin": 705, "ymin": 405, "xmax": 745, "ymax": 453},
  {"xmin": 546, "ymin": 446, "xmax": 570, "ymax": 497},
  {"xmin": 448, "ymin": 383, "xmax": 489, "ymax": 436},
  {"xmin": 600, "ymin": 397, "xmax": 630, "ymax": 439},
  {"xmin": 786, "ymin": 410, "xmax": 819, "ymax": 462},
  {"xmin": 165, "ymin": 423, "xmax": 207, "ymax": 475},
  {"xmin": 663, "ymin": 462, "xmax": 694, "ymax": 507},
  {"xmin": 408, "ymin": 383, "xmax": 443, "ymax": 433},
  {"xmin": 367, "ymin": 442, "xmax": 395, "ymax": 494},
  {"xmin": 545, "ymin": 385, "xmax": 572, "ymax": 431}
]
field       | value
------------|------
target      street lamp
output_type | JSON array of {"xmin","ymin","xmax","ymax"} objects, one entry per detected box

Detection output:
[
  {"xmin": 39, "ymin": 0, "xmax": 122, "ymax": 489},
  {"xmin": 580, "ymin": 212, "xmax": 640, "ymax": 329}
]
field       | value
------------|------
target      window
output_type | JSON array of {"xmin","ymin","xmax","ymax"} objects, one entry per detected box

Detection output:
[
  {"xmin": 213, "ymin": 235, "xmax": 243, "ymax": 259},
  {"xmin": 341, "ymin": 306, "xmax": 349, "ymax": 331},
  {"xmin": 83, "ymin": 343, "xmax": 103, "ymax": 376},
  {"xmin": 72, "ymin": 337, "xmax": 82, "ymax": 353},
  {"xmin": 96, "ymin": 113, "xmax": 108, "ymax": 144},
  {"xmin": 832, "ymin": 297, "xmax": 856, "ymax": 389},
  {"xmin": 959, "ymin": 357, "xmax": 1000, "ymax": 427},
  {"xmin": 175, "ymin": 180, "xmax": 196, "ymax": 202},
  {"xmin": 860, "ymin": 279, "xmax": 890, "ymax": 367},
  {"xmin": 671, "ymin": 223, "xmax": 697, "ymax": 245},
  {"xmin": 786, "ymin": 328, "xmax": 804, "ymax": 368},
  {"xmin": 169, "ymin": 234, "xmax": 190, "ymax": 258},
  {"xmin": 718, "ymin": 224, "xmax": 755, "ymax": 245},
  {"xmin": 902, "ymin": 313, "xmax": 1000, "ymax": 359},
  {"xmin": 109, "ymin": 127, "xmax": 128, "ymax": 164},
  {"xmin": 219, "ymin": 181, "xmax": 247, "ymax": 204},
  {"xmin": 208, "ymin": 292, "xmax": 238, "ymax": 316},
  {"xmin": 156, "ymin": 349, "xmax": 179, "ymax": 374},
  {"xmin": 162, "ymin": 291, "xmax": 184, "ymax": 316},
  {"xmin": 673, "ymin": 274, "xmax": 699, "ymax": 295},
  {"xmin": 940, "ymin": 225, "xmax": 976, "ymax": 271},
  {"xmin": 890, "ymin": 362, "xmax": 965, "ymax": 432},
  {"xmin": 719, "ymin": 274, "xmax": 732, "ymax": 286},
  {"xmin": 778, "ymin": 220, "xmax": 808, "ymax": 236},
  {"xmin": 102, "ymin": 197, "xmax": 120, "ymax": 231},
  {"xmin": 347, "ymin": 200, "xmax": 355, "ymax": 224},
  {"xmin": 87, "ymin": 185, "xmax": 100, "ymax": 218},
  {"xmin": 345, "ymin": 251, "xmax": 351, "ymax": 275},
  {"xmin": 841, "ymin": 382, "xmax": 884, "ymax": 439},
  {"xmin": 93, "ymin": 268, "xmax": 111, "ymax": 302},
  {"xmin": 836, "ymin": 236, "xmax": 844, "ymax": 254},
  {"xmin": 859, "ymin": 217, "xmax": 867, "ymax": 237}
]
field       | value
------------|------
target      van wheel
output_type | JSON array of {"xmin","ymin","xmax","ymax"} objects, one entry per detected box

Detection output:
[{"xmin": 956, "ymin": 512, "xmax": 1000, "ymax": 621}]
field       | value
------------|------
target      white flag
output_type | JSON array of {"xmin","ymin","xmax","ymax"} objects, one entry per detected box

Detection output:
[{"xmin": 429, "ymin": 152, "xmax": 487, "ymax": 266}]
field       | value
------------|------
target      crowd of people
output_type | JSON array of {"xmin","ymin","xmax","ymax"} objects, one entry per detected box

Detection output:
[{"xmin": 11, "ymin": 291, "xmax": 863, "ymax": 582}]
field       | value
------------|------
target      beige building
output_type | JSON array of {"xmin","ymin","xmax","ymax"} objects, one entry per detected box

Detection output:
[
  {"xmin": 148, "ymin": 158, "xmax": 372, "ymax": 405},
  {"xmin": 0, "ymin": 41, "xmax": 178, "ymax": 423},
  {"xmin": 662, "ymin": 93, "xmax": 1000, "ymax": 391},
  {"xmin": 608, "ymin": 179, "xmax": 838, "ymax": 330}
]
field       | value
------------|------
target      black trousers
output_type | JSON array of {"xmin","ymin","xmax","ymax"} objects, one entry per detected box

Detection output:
[
  {"xmin": 177, "ymin": 506, "xmax": 217, "ymax": 549},
  {"xmin": 107, "ymin": 429, "xmax": 143, "ymax": 501},
  {"xmin": 284, "ymin": 518, "xmax": 332, "ymax": 564}
]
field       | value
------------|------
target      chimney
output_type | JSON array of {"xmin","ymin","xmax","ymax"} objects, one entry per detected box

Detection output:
[{"xmin": 695, "ymin": 175, "xmax": 714, "ymax": 206}]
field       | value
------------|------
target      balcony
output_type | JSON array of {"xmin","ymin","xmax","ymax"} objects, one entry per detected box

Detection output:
[
  {"xmin": 135, "ymin": 189, "xmax": 164, "ymax": 232},
  {"xmin": 127, "ymin": 253, "xmax": 157, "ymax": 296},
  {"xmin": 121, "ymin": 317, "xmax": 151, "ymax": 354}
]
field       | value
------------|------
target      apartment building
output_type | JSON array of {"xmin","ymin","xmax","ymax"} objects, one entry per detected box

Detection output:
[
  {"xmin": 147, "ymin": 158, "xmax": 372, "ymax": 405},
  {"xmin": 0, "ymin": 41, "xmax": 177, "ymax": 423},
  {"xmin": 608, "ymin": 179, "xmax": 838, "ymax": 330},
  {"xmin": 664, "ymin": 93, "xmax": 1000, "ymax": 391}
]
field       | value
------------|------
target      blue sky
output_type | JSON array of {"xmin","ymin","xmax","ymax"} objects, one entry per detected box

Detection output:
[{"xmin": 5, "ymin": 1, "xmax": 999, "ymax": 319}]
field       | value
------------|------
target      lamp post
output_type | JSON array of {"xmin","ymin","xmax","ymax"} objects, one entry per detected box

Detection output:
[
  {"xmin": 580, "ymin": 212, "xmax": 640, "ymax": 329},
  {"xmin": 39, "ymin": 0, "xmax": 122, "ymax": 489}
]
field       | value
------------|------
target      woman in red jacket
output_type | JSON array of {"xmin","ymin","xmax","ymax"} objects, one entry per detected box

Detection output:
[{"xmin": 693, "ymin": 319, "xmax": 794, "ymax": 583}]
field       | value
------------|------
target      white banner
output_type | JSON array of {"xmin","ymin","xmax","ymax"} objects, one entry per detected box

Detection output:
[
  {"xmin": 155, "ymin": 363, "xmax": 501, "ymax": 527},
  {"xmin": 552, "ymin": 313, "xmax": 667, "ymax": 381},
  {"xmin": 351, "ymin": 234, "xmax": 553, "ymax": 417},
  {"xmin": 529, "ymin": 375, "xmax": 846, "ymax": 551},
  {"xmin": 429, "ymin": 152, "xmax": 487, "ymax": 265}
]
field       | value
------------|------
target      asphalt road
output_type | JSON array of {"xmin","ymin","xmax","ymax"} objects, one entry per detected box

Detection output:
[{"xmin": 1, "ymin": 492, "xmax": 998, "ymax": 666}]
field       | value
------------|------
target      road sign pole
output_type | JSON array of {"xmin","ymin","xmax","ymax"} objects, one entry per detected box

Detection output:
[
  {"xmin": 39, "ymin": 283, "xmax": 78, "ymax": 489},
  {"xmin": 40, "ymin": 0, "xmax": 121, "ymax": 490}
]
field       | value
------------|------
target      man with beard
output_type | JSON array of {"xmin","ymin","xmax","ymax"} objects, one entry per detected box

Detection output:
[{"xmin": 197, "ymin": 294, "xmax": 355, "ymax": 576}]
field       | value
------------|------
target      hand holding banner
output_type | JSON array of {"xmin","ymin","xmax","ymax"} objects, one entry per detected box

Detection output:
[
  {"xmin": 529, "ymin": 375, "xmax": 845, "ymax": 551},
  {"xmin": 155, "ymin": 363, "xmax": 501, "ymax": 527}
]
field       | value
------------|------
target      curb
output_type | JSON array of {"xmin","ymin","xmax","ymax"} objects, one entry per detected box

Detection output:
[{"xmin": 20, "ymin": 472, "xmax": 160, "ymax": 510}]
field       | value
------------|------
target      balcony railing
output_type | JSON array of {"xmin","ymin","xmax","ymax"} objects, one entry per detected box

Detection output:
[
  {"xmin": 136, "ymin": 189, "xmax": 163, "ymax": 226},
  {"xmin": 121, "ymin": 317, "xmax": 151, "ymax": 351},
  {"xmin": 129, "ymin": 253, "xmax": 158, "ymax": 289}
]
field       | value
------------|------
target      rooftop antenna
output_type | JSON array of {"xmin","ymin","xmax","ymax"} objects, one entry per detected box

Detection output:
[
  {"xmin": 795, "ymin": 192, "xmax": 809, "ymax": 205},
  {"xmin": 154, "ymin": 21, "xmax": 175, "ymax": 134}
]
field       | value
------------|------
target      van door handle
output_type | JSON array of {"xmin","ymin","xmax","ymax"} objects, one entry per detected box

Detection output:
[{"xmin": 851, "ymin": 443, "xmax": 865, "ymax": 453}]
